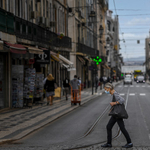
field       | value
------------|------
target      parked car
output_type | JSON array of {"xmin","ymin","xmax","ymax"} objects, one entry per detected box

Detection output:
[
  {"xmin": 136, "ymin": 76, "xmax": 145, "ymax": 83},
  {"xmin": 124, "ymin": 76, "xmax": 132, "ymax": 85}
]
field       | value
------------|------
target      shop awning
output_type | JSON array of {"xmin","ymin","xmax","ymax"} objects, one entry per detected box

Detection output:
[
  {"xmin": 105, "ymin": 64, "xmax": 111, "ymax": 70},
  {"xmin": 0, "ymin": 41, "xmax": 3, "ymax": 51},
  {"xmin": 76, "ymin": 52, "xmax": 87, "ymax": 56},
  {"xmin": 51, "ymin": 54, "xmax": 61, "ymax": 62},
  {"xmin": 84, "ymin": 57, "xmax": 91, "ymax": 62},
  {"xmin": 59, "ymin": 54, "xmax": 73, "ymax": 65},
  {"xmin": 50, "ymin": 51, "xmax": 62, "ymax": 63},
  {"xmin": 102, "ymin": 65, "xmax": 106, "ymax": 68},
  {"xmin": 40, "ymin": 47, "xmax": 48, "ymax": 50},
  {"xmin": 78, "ymin": 56, "xmax": 85, "ymax": 65},
  {"xmin": 62, "ymin": 64, "xmax": 70, "ymax": 68},
  {"xmin": 23, "ymin": 45, "xmax": 43, "ymax": 54},
  {"xmin": 5, "ymin": 42, "xmax": 27, "ymax": 54}
]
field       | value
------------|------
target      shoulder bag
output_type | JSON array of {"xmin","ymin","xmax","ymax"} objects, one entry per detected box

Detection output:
[{"xmin": 109, "ymin": 94, "xmax": 128, "ymax": 119}]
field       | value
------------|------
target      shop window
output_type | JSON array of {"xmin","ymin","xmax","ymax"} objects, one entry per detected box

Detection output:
[
  {"xmin": 22, "ymin": 24, "xmax": 26, "ymax": 33},
  {"xmin": 28, "ymin": 26, "xmax": 31, "ymax": 34},
  {"xmin": 16, "ymin": 21, "xmax": 20, "ymax": 31},
  {"xmin": 12, "ymin": 59, "xmax": 15, "ymax": 65},
  {"xmin": 0, "ymin": 0, "xmax": 3, "ymax": 8},
  {"xmin": 34, "ymin": 27, "xmax": 36, "ymax": 35}
]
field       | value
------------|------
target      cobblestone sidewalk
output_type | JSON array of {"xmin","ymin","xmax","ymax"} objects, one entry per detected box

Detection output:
[{"xmin": 0, "ymin": 81, "xmax": 121, "ymax": 145}]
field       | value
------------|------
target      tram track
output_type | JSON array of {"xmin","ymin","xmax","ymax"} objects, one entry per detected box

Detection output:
[{"xmin": 63, "ymin": 84, "xmax": 130, "ymax": 150}]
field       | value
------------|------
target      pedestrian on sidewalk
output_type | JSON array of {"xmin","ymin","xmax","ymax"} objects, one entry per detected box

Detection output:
[
  {"xmin": 70, "ymin": 75, "xmax": 80, "ymax": 103},
  {"xmin": 63, "ymin": 77, "xmax": 70, "ymax": 100},
  {"xmin": 101, "ymin": 83, "xmax": 133, "ymax": 148},
  {"xmin": 44, "ymin": 74, "xmax": 56, "ymax": 106}
]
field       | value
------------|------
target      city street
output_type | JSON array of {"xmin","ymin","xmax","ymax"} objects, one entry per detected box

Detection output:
[{"xmin": 1, "ymin": 82, "xmax": 150, "ymax": 150}]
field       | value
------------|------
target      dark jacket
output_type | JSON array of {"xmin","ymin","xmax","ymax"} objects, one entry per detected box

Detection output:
[
  {"xmin": 44, "ymin": 79, "xmax": 55, "ymax": 92},
  {"xmin": 63, "ymin": 79, "xmax": 70, "ymax": 87}
]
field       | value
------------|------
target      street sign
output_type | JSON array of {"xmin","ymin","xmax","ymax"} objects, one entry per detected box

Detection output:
[{"xmin": 34, "ymin": 50, "xmax": 50, "ymax": 64}]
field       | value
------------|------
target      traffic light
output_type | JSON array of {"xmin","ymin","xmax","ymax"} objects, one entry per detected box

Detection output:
[{"xmin": 92, "ymin": 56, "xmax": 102, "ymax": 65}]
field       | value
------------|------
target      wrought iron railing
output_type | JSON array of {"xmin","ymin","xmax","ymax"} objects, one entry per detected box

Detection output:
[
  {"xmin": 77, "ymin": 43, "xmax": 97, "ymax": 57},
  {"xmin": 0, "ymin": 8, "xmax": 72, "ymax": 49}
]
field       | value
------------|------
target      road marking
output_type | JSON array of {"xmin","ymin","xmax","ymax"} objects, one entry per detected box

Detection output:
[
  {"xmin": 148, "ymin": 86, "xmax": 150, "ymax": 87},
  {"xmin": 142, "ymin": 86, "xmax": 145, "ymax": 87},
  {"xmin": 130, "ymin": 85, "xmax": 134, "ymax": 87},
  {"xmin": 124, "ymin": 85, "xmax": 128, "ymax": 87},
  {"xmin": 118, "ymin": 86, "xmax": 122, "ymax": 87},
  {"xmin": 120, "ymin": 94, "xmax": 125, "ymax": 96},
  {"xmin": 140, "ymin": 93, "xmax": 146, "ymax": 96},
  {"xmin": 136, "ymin": 86, "xmax": 139, "ymax": 87},
  {"xmin": 129, "ymin": 93, "xmax": 135, "ymax": 96}
]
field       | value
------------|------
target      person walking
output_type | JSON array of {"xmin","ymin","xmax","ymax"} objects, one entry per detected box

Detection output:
[
  {"xmin": 101, "ymin": 83, "xmax": 133, "ymax": 148},
  {"xmin": 44, "ymin": 74, "xmax": 56, "ymax": 106},
  {"xmin": 70, "ymin": 75, "xmax": 80, "ymax": 103},
  {"xmin": 63, "ymin": 77, "xmax": 70, "ymax": 100}
]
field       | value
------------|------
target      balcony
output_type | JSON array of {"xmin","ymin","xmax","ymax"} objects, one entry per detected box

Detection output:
[
  {"xmin": 0, "ymin": 8, "xmax": 72, "ymax": 49},
  {"xmin": 77, "ymin": 43, "xmax": 97, "ymax": 57},
  {"xmin": 99, "ymin": 0, "xmax": 108, "ymax": 10}
]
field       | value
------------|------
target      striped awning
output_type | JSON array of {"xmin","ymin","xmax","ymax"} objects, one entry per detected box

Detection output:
[
  {"xmin": 23, "ymin": 45, "xmax": 43, "ymax": 54},
  {"xmin": 77, "ymin": 56, "xmax": 86, "ymax": 65}
]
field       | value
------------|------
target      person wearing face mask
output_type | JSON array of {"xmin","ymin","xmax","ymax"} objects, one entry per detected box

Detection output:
[{"xmin": 101, "ymin": 83, "xmax": 133, "ymax": 148}]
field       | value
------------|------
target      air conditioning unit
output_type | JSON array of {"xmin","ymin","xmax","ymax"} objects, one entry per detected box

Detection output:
[
  {"xmin": 50, "ymin": 22, "xmax": 56, "ymax": 27},
  {"xmin": 45, "ymin": 18, "xmax": 50, "ymax": 27},
  {"xmin": 37, "ymin": 17, "xmax": 45, "ymax": 24},
  {"xmin": 30, "ymin": 11, "xmax": 37, "ymax": 19}
]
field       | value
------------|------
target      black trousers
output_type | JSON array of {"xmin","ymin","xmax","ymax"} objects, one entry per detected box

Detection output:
[{"xmin": 107, "ymin": 116, "xmax": 131, "ymax": 144}]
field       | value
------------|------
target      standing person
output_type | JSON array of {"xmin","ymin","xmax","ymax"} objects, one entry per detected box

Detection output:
[
  {"xmin": 70, "ymin": 75, "xmax": 80, "ymax": 102},
  {"xmin": 107, "ymin": 76, "xmax": 110, "ymax": 83},
  {"xmin": 99, "ymin": 76, "xmax": 103, "ymax": 89},
  {"xmin": 44, "ymin": 74, "xmax": 56, "ymax": 106},
  {"xmin": 78, "ymin": 77, "xmax": 81, "ymax": 85},
  {"xmin": 63, "ymin": 77, "xmax": 70, "ymax": 100},
  {"xmin": 101, "ymin": 83, "xmax": 133, "ymax": 148},
  {"xmin": 103, "ymin": 76, "xmax": 107, "ymax": 87}
]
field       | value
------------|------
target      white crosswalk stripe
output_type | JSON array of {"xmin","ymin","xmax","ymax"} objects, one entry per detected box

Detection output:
[
  {"xmin": 130, "ymin": 85, "xmax": 134, "ymax": 87},
  {"xmin": 124, "ymin": 85, "xmax": 128, "ymax": 87},
  {"xmin": 140, "ymin": 93, "xmax": 146, "ymax": 96},
  {"xmin": 129, "ymin": 93, "xmax": 135, "ymax": 96},
  {"xmin": 142, "ymin": 86, "xmax": 145, "ymax": 87},
  {"xmin": 118, "ymin": 86, "xmax": 122, "ymax": 87},
  {"xmin": 120, "ymin": 94, "xmax": 125, "ymax": 96}
]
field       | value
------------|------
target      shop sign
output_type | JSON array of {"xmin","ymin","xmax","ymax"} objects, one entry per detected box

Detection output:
[{"xmin": 35, "ymin": 50, "xmax": 50, "ymax": 64}]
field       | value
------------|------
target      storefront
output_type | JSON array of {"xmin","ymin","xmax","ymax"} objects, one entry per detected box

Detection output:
[
  {"xmin": 50, "ymin": 51, "xmax": 75, "ymax": 87},
  {"xmin": 4, "ymin": 42, "xmax": 45, "ymax": 108},
  {"xmin": 0, "ymin": 53, "xmax": 9, "ymax": 109}
]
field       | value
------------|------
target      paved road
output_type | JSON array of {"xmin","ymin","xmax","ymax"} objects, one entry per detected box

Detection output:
[{"xmin": 1, "ymin": 82, "xmax": 150, "ymax": 150}]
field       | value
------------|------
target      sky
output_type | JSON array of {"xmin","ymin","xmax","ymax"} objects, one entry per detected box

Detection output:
[{"xmin": 109, "ymin": 0, "xmax": 150, "ymax": 60}]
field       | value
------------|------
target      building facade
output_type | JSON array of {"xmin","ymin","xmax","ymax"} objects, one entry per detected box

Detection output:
[
  {"xmin": 106, "ymin": 10, "xmax": 121, "ymax": 78},
  {"xmin": 145, "ymin": 38, "xmax": 150, "ymax": 77},
  {"xmin": 0, "ymin": 0, "xmax": 72, "ymax": 110}
]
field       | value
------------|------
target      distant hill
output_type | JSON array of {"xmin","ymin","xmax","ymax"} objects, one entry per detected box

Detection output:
[{"xmin": 124, "ymin": 56, "xmax": 145, "ymax": 62}]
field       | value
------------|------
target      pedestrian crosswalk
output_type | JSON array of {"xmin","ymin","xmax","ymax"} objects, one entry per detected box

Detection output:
[
  {"xmin": 117, "ymin": 85, "xmax": 149, "ymax": 88},
  {"xmin": 119, "ymin": 93, "xmax": 146, "ymax": 96}
]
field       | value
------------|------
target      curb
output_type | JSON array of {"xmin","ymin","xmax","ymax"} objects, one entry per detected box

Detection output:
[{"xmin": 0, "ymin": 81, "xmax": 121, "ymax": 145}]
